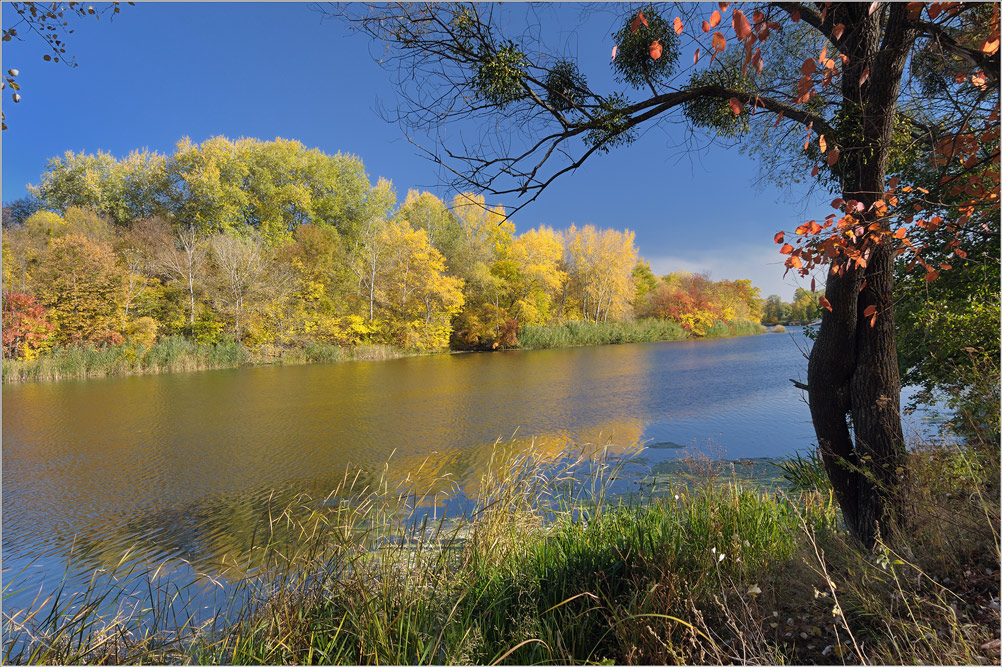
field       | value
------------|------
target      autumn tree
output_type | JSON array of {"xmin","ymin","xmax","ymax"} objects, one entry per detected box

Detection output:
[
  {"xmin": 562, "ymin": 225, "xmax": 639, "ymax": 323},
  {"xmin": 2, "ymin": 292, "xmax": 54, "ymax": 359},
  {"xmin": 206, "ymin": 231, "xmax": 287, "ymax": 341},
  {"xmin": 32, "ymin": 233, "xmax": 125, "ymax": 345},
  {"xmin": 338, "ymin": 1, "xmax": 1000, "ymax": 545}
]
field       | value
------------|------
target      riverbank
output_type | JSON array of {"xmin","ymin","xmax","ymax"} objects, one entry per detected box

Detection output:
[
  {"xmin": 5, "ymin": 441, "xmax": 998, "ymax": 665},
  {"xmin": 2, "ymin": 319, "xmax": 767, "ymax": 384}
]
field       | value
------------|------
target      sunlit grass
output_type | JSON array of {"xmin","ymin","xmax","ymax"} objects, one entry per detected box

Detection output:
[{"xmin": 3, "ymin": 437, "xmax": 998, "ymax": 665}]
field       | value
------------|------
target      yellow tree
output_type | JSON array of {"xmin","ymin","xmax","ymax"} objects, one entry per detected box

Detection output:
[
  {"xmin": 32, "ymin": 233, "xmax": 125, "ymax": 345},
  {"xmin": 562, "ymin": 225, "xmax": 638, "ymax": 323},
  {"xmin": 377, "ymin": 218, "xmax": 464, "ymax": 349},
  {"xmin": 501, "ymin": 225, "xmax": 566, "ymax": 326}
]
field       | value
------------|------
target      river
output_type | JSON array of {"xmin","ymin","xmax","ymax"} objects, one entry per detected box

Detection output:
[{"xmin": 1, "ymin": 328, "xmax": 936, "ymax": 623}]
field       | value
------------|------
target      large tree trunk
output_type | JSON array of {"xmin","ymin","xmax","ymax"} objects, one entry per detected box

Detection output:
[{"xmin": 807, "ymin": 4, "xmax": 914, "ymax": 548}]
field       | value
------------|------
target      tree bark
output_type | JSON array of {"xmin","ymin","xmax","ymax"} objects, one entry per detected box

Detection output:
[{"xmin": 807, "ymin": 4, "xmax": 913, "ymax": 548}]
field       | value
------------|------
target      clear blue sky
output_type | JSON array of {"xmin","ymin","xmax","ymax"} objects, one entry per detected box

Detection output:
[{"xmin": 2, "ymin": 2, "xmax": 826, "ymax": 299}]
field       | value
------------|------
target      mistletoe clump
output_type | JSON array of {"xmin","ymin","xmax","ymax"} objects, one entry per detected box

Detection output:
[{"xmin": 611, "ymin": 6, "xmax": 680, "ymax": 88}]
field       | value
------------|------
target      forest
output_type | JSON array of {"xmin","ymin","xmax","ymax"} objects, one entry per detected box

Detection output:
[{"xmin": 1, "ymin": 136, "xmax": 768, "ymax": 373}]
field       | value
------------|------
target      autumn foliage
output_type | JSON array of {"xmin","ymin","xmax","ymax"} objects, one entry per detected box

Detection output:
[{"xmin": 2, "ymin": 292, "xmax": 54, "ymax": 360}]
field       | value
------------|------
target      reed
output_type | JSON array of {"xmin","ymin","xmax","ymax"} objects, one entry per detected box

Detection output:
[{"xmin": 4, "ymin": 440, "xmax": 997, "ymax": 665}]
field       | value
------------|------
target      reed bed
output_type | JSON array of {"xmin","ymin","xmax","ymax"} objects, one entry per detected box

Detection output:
[
  {"xmin": 3, "ymin": 437, "xmax": 998, "ymax": 665},
  {"xmin": 1, "ymin": 338, "xmax": 409, "ymax": 383}
]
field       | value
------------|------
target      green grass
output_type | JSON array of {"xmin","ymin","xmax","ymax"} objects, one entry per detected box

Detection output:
[
  {"xmin": 2, "ymin": 338, "xmax": 410, "ymax": 383},
  {"xmin": 5, "ymin": 440, "xmax": 997, "ymax": 665},
  {"xmin": 517, "ymin": 318, "xmax": 764, "ymax": 350}
]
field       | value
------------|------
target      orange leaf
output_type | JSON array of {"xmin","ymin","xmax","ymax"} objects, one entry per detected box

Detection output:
[
  {"xmin": 801, "ymin": 58, "xmax": 817, "ymax": 76},
  {"xmin": 790, "ymin": 255, "xmax": 803, "ymax": 268},
  {"xmin": 702, "ymin": 20, "xmax": 711, "ymax": 32},
  {"xmin": 811, "ymin": 164, "xmax": 819, "ymax": 177},
  {"xmin": 693, "ymin": 47, "xmax": 700, "ymax": 64},
  {"xmin": 819, "ymin": 134, "xmax": 827, "ymax": 153},
  {"xmin": 925, "ymin": 270, "xmax": 939, "ymax": 282},
  {"xmin": 869, "ymin": 1, "xmax": 881, "ymax": 15},
  {"xmin": 752, "ymin": 48, "xmax": 764, "ymax": 74},
  {"xmin": 819, "ymin": 296, "xmax": 832, "ymax": 312},
  {"xmin": 859, "ymin": 65, "xmax": 870, "ymax": 86},
  {"xmin": 728, "ymin": 97, "xmax": 742, "ymax": 115},
  {"xmin": 773, "ymin": 110, "xmax": 784, "ymax": 126},
  {"xmin": 954, "ymin": 247, "xmax": 967, "ymax": 259},
  {"xmin": 831, "ymin": 198, "xmax": 844, "ymax": 208},
  {"xmin": 906, "ymin": 2, "xmax": 923, "ymax": 19},
  {"xmin": 827, "ymin": 147, "xmax": 841, "ymax": 165},
  {"xmin": 981, "ymin": 35, "xmax": 1000, "ymax": 55},
  {"xmin": 650, "ymin": 40, "xmax": 663, "ymax": 60},
  {"xmin": 710, "ymin": 10, "xmax": 721, "ymax": 28},
  {"xmin": 719, "ymin": 2, "xmax": 730, "ymax": 11},
  {"xmin": 732, "ymin": 10, "xmax": 752, "ymax": 39},
  {"xmin": 780, "ymin": 243, "xmax": 794, "ymax": 254},
  {"xmin": 630, "ymin": 12, "xmax": 648, "ymax": 33},
  {"xmin": 939, "ymin": 263, "xmax": 952, "ymax": 270},
  {"xmin": 832, "ymin": 23, "xmax": 845, "ymax": 40},
  {"xmin": 712, "ymin": 31, "xmax": 727, "ymax": 51},
  {"xmin": 674, "ymin": 17, "xmax": 684, "ymax": 35},
  {"xmin": 863, "ymin": 304, "xmax": 877, "ymax": 317},
  {"xmin": 894, "ymin": 227, "xmax": 907, "ymax": 239},
  {"xmin": 790, "ymin": 8, "xmax": 801, "ymax": 22},
  {"xmin": 774, "ymin": 231, "xmax": 785, "ymax": 244}
]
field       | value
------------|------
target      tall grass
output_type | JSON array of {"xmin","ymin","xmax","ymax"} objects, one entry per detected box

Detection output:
[
  {"xmin": 6, "ymin": 437, "xmax": 995, "ymax": 665},
  {"xmin": 517, "ymin": 318, "xmax": 764, "ymax": 350},
  {"xmin": 2, "ymin": 338, "xmax": 410, "ymax": 383}
]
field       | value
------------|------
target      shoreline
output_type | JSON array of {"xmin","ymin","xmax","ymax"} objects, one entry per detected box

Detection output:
[{"xmin": 2, "ymin": 321, "xmax": 769, "ymax": 385}]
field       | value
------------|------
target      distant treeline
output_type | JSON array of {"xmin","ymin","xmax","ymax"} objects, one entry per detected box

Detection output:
[
  {"xmin": 760, "ymin": 288, "xmax": 822, "ymax": 325},
  {"xmin": 2, "ymin": 136, "xmax": 767, "ymax": 370}
]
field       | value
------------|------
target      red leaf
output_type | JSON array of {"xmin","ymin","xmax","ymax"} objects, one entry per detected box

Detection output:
[
  {"xmin": 827, "ymin": 147, "xmax": 841, "ymax": 165},
  {"xmin": 780, "ymin": 243, "xmax": 794, "ymax": 254},
  {"xmin": 630, "ymin": 12, "xmax": 648, "ymax": 33},
  {"xmin": 712, "ymin": 31, "xmax": 727, "ymax": 51},
  {"xmin": 831, "ymin": 198, "xmax": 844, "ymax": 209},
  {"xmin": 719, "ymin": 2, "xmax": 730, "ymax": 11},
  {"xmin": 702, "ymin": 20, "xmax": 711, "ymax": 32},
  {"xmin": 925, "ymin": 270, "xmax": 939, "ymax": 282},
  {"xmin": 693, "ymin": 48, "xmax": 700, "ymax": 64},
  {"xmin": 869, "ymin": 1, "xmax": 881, "ymax": 15},
  {"xmin": 732, "ymin": 10, "xmax": 752, "ymax": 39},
  {"xmin": 674, "ymin": 17, "xmax": 684, "ymax": 35},
  {"xmin": 905, "ymin": 2, "xmax": 923, "ymax": 19},
  {"xmin": 811, "ymin": 164, "xmax": 819, "ymax": 177},
  {"xmin": 650, "ymin": 40, "xmax": 663, "ymax": 60},
  {"xmin": 710, "ymin": 10, "xmax": 721, "ymax": 28},
  {"xmin": 863, "ymin": 304, "xmax": 877, "ymax": 317},
  {"xmin": 859, "ymin": 65, "xmax": 870, "ymax": 86},
  {"xmin": 774, "ymin": 231, "xmax": 785, "ymax": 244},
  {"xmin": 790, "ymin": 9, "xmax": 801, "ymax": 22},
  {"xmin": 819, "ymin": 296, "xmax": 832, "ymax": 312},
  {"xmin": 954, "ymin": 247, "xmax": 967, "ymax": 259},
  {"xmin": 832, "ymin": 23, "xmax": 845, "ymax": 40},
  {"xmin": 728, "ymin": 97, "xmax": 742, "ymax": 115},
  {"xmin": 773, "ymin": 110, "xmax": 784, "ymax": 126},
  {"xmin": 611, "ymin": 45, "xmax": 618, "ymax": 60},
  {"xmin": 801, "ymin": 58, "xmax": 817, "ymax": 76},
  {"xmin": 811, "ymin": 277, "xmax": 816, "ymax": 292},
  {"xmin": 939, "ymin": 263, "xmax": 952, "ymax": 270},
  {"xmin": 753, "ymin": 10, "xmax": 764, "ymax": 24},
  {"xmin": 752, "ymin": 48, "xmax": 764, "ymax": 74}
]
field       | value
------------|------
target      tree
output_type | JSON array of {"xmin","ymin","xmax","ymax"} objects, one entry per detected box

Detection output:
[
  {"xmin": 32, "ymin": 233, "xmax": 125, "ymax": 345},
  {"xmin": 338, "ymin": 2, "xmax": 1000, "ymax": 546},
  {"xmin": 562, "ymin": 225, "xmax": 638, "ymax": 323},
  {"xmin": 207, "ymin": 232, "xmax": 282, "ymax": 340},
  {"xmin": 2, "ymin": 292, "xmax": 54, "ymax": 359},
  {"xmin": 130, "ymin": 217, "xmax": 207, "ymax": 327}
]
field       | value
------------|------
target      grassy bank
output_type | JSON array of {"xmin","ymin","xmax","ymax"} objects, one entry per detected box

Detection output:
[
  {"xmin": 5, "ymin": 439, "xmax": 997, "ymax": 665},
  {"xmin": 517, "ymin": 318, "xmax": 765, "ymax": 349},
  {"xmin": 1, "ymin": 336, "xmax": 407, "ymax": 383},
  {"xmin": 4, "ymin": 318, "xmax": 767, "ymax": 384}
]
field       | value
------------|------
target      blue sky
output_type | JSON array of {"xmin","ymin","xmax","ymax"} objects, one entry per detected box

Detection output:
[{"xmin": 2, "ymin": 2, "xmax": 826, "ymax": 299}]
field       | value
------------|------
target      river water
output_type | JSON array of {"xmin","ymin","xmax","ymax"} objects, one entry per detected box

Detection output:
[{"xmin": 1, "ymin": 328, "xmax": 936, "ymax": 622}]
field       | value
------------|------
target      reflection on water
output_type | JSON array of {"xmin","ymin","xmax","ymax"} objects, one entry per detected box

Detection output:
[{"xmin": 4, "ymin": 328, "xmax": 927, "ymax": 615}]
